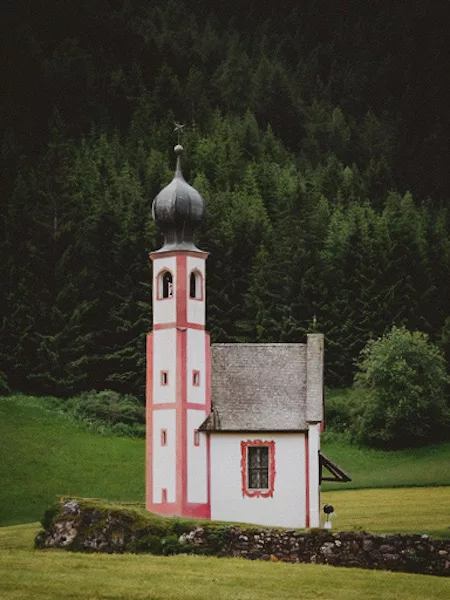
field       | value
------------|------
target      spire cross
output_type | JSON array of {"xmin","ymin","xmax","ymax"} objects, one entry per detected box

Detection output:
[{"xmin": 173, "ymin": 121, "xmax": 185, "ymax": 144}]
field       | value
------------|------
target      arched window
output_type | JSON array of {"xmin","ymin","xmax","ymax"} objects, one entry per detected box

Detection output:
[
  {"xmin": 189, "ymin": 270, "xmax": 203, "ymax": 300},
  {"xmin": 157, "ymin": 269, "xmax": 173, "ymax": 300}
]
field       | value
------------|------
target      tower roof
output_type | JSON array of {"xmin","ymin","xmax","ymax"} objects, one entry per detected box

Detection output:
[{"xmin": 152, "ymin": 144, "xmax": 204, "ymax": 252}]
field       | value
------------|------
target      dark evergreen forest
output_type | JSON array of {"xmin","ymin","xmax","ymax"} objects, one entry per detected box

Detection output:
[{"xmin": 1, "ymin": 0, "xmax": 449, "ymax": 397}]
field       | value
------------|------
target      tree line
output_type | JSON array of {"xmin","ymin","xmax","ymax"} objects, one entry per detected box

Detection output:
[{"xmin": 0, "ymin": 0, "xmax": 449, "ymax": 398}]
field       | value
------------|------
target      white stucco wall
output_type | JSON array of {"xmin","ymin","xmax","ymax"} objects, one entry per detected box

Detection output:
[
  {"xmin": 152, "ymin": 255, "xmax": 177, "ymax": 324},
  {"xmin": 210, "ymin": 433, "xmax": 307, "ymax": 528},
  {"xmin": 308, "ymin": 423, "xmax": 321, "ymax": 528},
  {"xmin": 187, "ymin": 410, "xmax": 208, "ymax": 504},
  {"xmin": 187, "ymin": 255, "xmax": 205, "ymax": 325},
  {"xmin": 187, "ymin": 328, "xmax": 206, "ymax": 405},
  {"xmin": 152, "ymin": 409, "xmax": 176, "ymax": 503},
  {"xmin": 152, "ymin": 328, "xmax": 177, "ymax": 404}
]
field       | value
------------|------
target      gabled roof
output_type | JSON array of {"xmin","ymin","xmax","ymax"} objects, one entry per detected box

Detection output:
[{"xmin": 200, "ymin": 343, "xmax": 311, "ymax": 432}]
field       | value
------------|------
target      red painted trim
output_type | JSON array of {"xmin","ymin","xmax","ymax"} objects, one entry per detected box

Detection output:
[
  {"xmin": 145, "ymin": 333, "xmax": 153, "ymax": 510},
  {"xmin": 155, "ymin": 266, "xmax": 174, "ymax": 301},
  {"xmin": 305, "ymin": 432, "xmax": 310, "ymax": 528},
  {"xmin": 147, "ymin": 502, "xmax": 210, "ymax": 518},
  {"xmin": 194, "ymin": 429, "xmax": 200, "ymax": 446},
  {"xmin": 161, "ymin": 429, "xmax": 167, "ymax": 446},
  {"xmin": 152, "ymin": 401, "xmax": 205, "ymax": 410},
  {"xmin": 192, "ymin": 369, "xmax": 200, "ymax": 387},
  {"xmin": 153, "ymin": 322, "xmax": 205, "ymax": 331},
  {"xmin": 189, "ymin": 269, "xmax": 204, "ymax": 301},
  {"xmin": 205, "ymin": 333, "xmax": 211, "ymax": 516},
  {"xmin": 240, "ymin": 440, "xmax": 276, "ymax": 498},
  {"xmin": 160, "ymin": 370, "xmax": 168, "ymax": 386},
  {"xmin": 176, "ymin": 327, "xmax": 185, "ymax": 509},
  {"xmin": 150, "ymin": 250, "xmax": 209, "ymax": 260},
  {"xmin": 176, "ymin": 255, "xmax": 187, "ymax": 326}
]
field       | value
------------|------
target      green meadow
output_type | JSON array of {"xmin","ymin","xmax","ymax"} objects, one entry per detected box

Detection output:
[
  {"xmin": 2, "ymin": 394, "xmax": 450, "ymax": 527},
  {"xmin": 1, "ymin": 523, "xmax": 449, "ymax": 600}
]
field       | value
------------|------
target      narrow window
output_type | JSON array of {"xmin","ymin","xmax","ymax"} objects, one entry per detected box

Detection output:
[
  {"xmin": 190, "ymin": 271, "xmax": 197, "ymax": 298},
  {"xmin": 193, "ymin": 429, "xmax": 200, "ymax": 446},
  {"xmin": 192, "ymin": 370, "xmax": 200, "ymax": 386},
  {"xmin": 189, "ymin": 270, "xmax": 203, "ymax": 300},
  {"xmin": 161, "ymin": 429, "xmax": 167, "ymax": 446},
  {"xmin": 157, "ymin": 270, "xmax": 173, "ymax": 300},
  {"xmin": 160, "ymin": 371, "xmax": 168, "ymax": 386},
  {"xmin": 162, "ymin": 271, "xmax": 173, "ymax": 298},
  {"xmin": 161, "ymin": 488, "xmax": 167, "ymax": 503},
  {"xmin": 248, "ymin": 446, "xmax": 269, "ymax": 489}
]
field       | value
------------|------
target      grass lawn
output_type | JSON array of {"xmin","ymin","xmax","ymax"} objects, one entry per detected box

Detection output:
[
  {"xmin": 1, "ymin": 524, "xmax": 450, "ymax": 600},
  {"xmin": 322, "ymin": 487, "xmax": 450, "ymax": 539},
  {"xmin": 0, "ymin": 396, "xmax": 144, "ymax": 526}
]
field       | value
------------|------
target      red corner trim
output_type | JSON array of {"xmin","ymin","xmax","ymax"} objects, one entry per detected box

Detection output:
[
  {"xmin": 176, "ymin": 255, "xmax": 187, "ymax": 326},
  {"xmin": 145, "ymin": 333, "xmax": 153, "ymax": 510},
  {"xmin": 240, "ymin": 440, "xmax": 276, "ymax": 498},
  {"xmin": 149, "ymin": 250, "xmax": 209, "ymax": 260},
  {"xmin": 305, "ymin": 432, "xmax": 310, "ymax": 528},
  {"xmin": 153, "ymin": 322, "xmax": 205, "ymax": 331}
]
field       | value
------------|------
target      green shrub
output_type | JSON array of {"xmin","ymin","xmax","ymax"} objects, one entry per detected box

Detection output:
[
  {"xmin": 354, "ymin": 327, "xmax": 449, "ymax": 448},
  {"xmin": 64, "ymin": 390, "xmax": 145, "ymax": 437}
]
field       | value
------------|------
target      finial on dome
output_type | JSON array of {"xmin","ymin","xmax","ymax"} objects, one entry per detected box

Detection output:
[{"xmin": 151, "ymin": 138, "xmax": 205, "ymax": 252}]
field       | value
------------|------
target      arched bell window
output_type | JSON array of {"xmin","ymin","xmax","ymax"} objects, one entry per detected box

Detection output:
[
  {"xmin": 157, "ymin": 269, "xmax": 173, "ymax": 300},
  {"xmin": 189, "ymin": 269, "xmax": 203, "ymax": 300}
]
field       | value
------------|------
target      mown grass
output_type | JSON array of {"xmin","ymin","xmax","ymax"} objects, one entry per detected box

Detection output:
[
  {"xmin": 2, "ymin": 394, "xmax": 450, "ymax": 527},
  {"xmin": 1, "ymin": 524, "xmax": 450, "ymax": 600},
  {"xmin": 0, "ymin": 396, "xmax": 144, "ymax": 526},
  {"xmin": 322, "ymin": 487, "xmax": 450, "ymax": 539}
]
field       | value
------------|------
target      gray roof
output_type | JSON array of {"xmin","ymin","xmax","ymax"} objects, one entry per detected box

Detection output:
[{"xmin": 200, "ymin": 343, "xmax": 310, "ymax": 432}]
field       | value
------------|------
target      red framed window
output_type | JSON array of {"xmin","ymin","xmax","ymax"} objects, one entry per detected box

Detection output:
[
  {"xmin": 189, "ymin": 269, "xmax": 203, "ymax": 300},
  {"xmin": 161, "ymin": 429, "xmax": 167, "ymax": 446},
  {"xmin": 193, "ymin": 429, "xmax": 200, "ymax": 446},
  {"xmin": 160, "ymin": 370, "xmax": 168, "ymax": 386},
  {"xmin": 192, "ymin": 370, "xmax": 200, "ymax": 386},
  {"xmin": 240, "ymin": 440, "xmax": 275, "ymax": 498},
  {"xmin": 156, "ymin": 269, "xmax": 174, "ymax": 300}
]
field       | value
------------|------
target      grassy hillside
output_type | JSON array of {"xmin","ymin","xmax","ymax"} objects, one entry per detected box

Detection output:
[
  {"xmin": 1, "ymin": 395, "xmax": 450, "ymax": 526},
  {"xmin": 0, "ymin": 396, "xmax": 144, "ymax": 526},
  {"xmin": 1, "ymin": 524, "xmax": 450, "ymax": 600}
]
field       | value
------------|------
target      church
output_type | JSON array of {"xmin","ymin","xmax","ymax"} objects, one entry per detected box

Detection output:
[{"xmin": 145, "ymin": 144, "xmax": 348, "ymax": 529}]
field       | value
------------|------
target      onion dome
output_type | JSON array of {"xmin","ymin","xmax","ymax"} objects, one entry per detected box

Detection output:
[{"xmin": 152, "ymin": 144, "xmax": 204, "ymax": 252}]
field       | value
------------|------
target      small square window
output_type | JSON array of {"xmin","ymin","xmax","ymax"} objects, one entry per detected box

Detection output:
[
  {"xmin": 160, "ymin": 371, "xmax": 168, "ymax": 386},
  {"xmin": 161, "ymin": 429, "xmax": 167, "ymax": 446},
  {"xmin": 192, "ymin": 370, "xmax": 200, "ymax": 386},
  {"xmin": 193, "ymin": 429, "xmax": 200, "ymax": 446}
]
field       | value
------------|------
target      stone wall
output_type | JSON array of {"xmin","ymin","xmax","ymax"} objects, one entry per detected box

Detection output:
[{"xmin": 36, "ymin": 500, "xmax": 450, "ymax": 577}]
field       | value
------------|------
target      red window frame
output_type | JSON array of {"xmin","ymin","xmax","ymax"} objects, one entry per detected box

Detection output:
[
  {"xmin": 193, "ymin": 429, "xmax": 200, "ymax": 446},
  {"xmin": 156, "ymin": 268, "xmax": 174, "ymax": 301},
  {"xmin": 240, "ymin": 440, "xmax": 276, "ymax": 498},
  {"xmin": 160, "ymin": 370, "xmax": 168, "ymax": 386},
  {"xmin": 189, "ymin": 269, "xmax": 204, "ymax": 301},
  {"xmin": 192, "ymin": 370, "xmax": 200, "ymax": 387}
]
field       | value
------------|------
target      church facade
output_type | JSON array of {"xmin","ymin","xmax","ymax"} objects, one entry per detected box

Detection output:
[{"xmin": 146, "ymin": 145, "xmax": 329, "ymax": 529}]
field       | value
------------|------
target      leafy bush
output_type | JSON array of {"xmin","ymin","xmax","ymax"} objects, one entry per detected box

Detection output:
[
  {"xmin": 324, "ymin": 389, "xmax": 365, "ymax": 433},
  {"xmin": 354, "ymin": 327, "xmax": 449, "ymax": 448},
  {"xmin": 64, "ymin": 390, "xmax": 145, "ymax": 437}
]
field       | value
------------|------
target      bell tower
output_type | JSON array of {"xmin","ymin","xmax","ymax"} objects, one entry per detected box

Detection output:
[{"xmin": 146, "ymin": 144, "xmax": 211, "ymax": 518}]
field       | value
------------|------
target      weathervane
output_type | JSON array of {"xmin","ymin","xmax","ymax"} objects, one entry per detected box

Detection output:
[{"xmin": 173, "ymin": 121, "xmax": 185, "ymax": 144}]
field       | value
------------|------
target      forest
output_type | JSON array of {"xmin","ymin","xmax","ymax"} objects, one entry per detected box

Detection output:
[{"xmin": 0, "ymin": 0, "xmax": 449, "ymax": 398}]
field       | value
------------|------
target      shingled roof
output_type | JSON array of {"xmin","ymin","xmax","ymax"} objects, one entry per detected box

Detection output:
[{"xmin": 200, "ymin": 337, "xmax": 323, "ymax": 432}]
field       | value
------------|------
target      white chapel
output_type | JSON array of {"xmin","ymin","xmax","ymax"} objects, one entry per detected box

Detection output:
[{"xmin": 145, "ymin": 145, "xmax": 348, "ymax": 529}]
